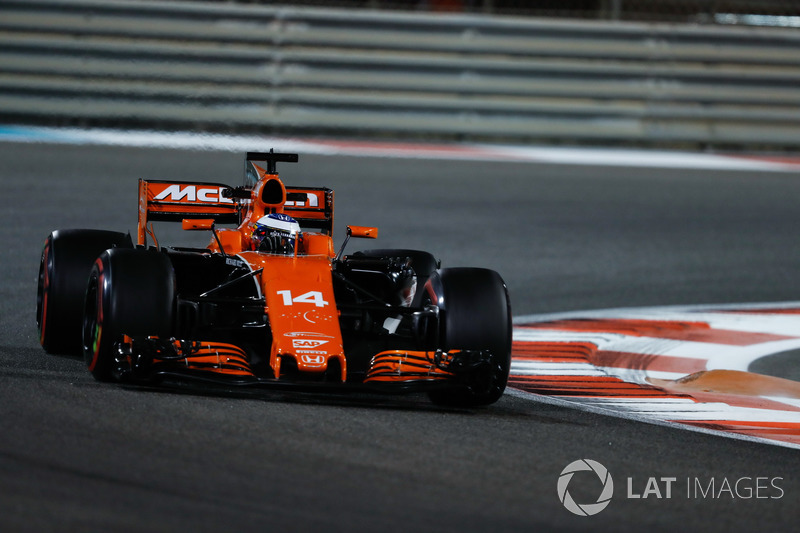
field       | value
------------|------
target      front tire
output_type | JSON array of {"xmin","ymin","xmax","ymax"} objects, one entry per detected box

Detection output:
[
  {"xmin": 37, "ymin": 229, "xmax": 131, "ymax": 355},
  {"xmin": 426, "ymin": 268, "xmax": 512, "ymax": 406},
  {"xmin": 83, "ymin": 248, "xmax": 175, "ymax": 381}
]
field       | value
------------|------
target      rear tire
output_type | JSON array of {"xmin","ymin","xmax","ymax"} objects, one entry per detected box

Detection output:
[
  {"xmin": 426, "ymin": 268, "xmax": 511, "ymax": 407},
  {"xmin": 83, "ymin": 248, "xmax": 175, "ymax": 381},
  {"xmin": 37, "ymin": 229, "xmax": 131, "ymax": 355}
]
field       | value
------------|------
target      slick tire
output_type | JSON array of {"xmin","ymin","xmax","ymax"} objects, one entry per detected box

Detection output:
[
  {"xmin": 37, "ymin": 229, "xmax": 132, "ymax": 355},
  {"xmin": 83, "ymin": 248, "xmax": 175, "ymax": 381},
  {"xmin": 426, "ymin": 268, "xmax": 512, "ymax": 407}
]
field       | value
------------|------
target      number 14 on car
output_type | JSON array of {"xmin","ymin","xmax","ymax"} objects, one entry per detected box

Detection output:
[{"xmin": 276, "ymin": 290, "xmax": 329, "ymax": 308}]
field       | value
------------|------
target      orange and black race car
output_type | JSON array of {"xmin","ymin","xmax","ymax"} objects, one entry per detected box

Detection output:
[{"xmin": 36, "ymin": 151, "xmax": 511, "ymax": 406}]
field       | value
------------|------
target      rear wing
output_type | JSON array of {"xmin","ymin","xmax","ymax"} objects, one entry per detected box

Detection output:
[
  {"xmin": 283, "ymin": 186, "xmax": 334, "ymax": 235},
  {"xmin": 138, "ymin": 179, "xmax": 239, "ymax": 245},
  {"xmin": 137, "ymin": 179, "xmax": 334, "ymax": 245}
]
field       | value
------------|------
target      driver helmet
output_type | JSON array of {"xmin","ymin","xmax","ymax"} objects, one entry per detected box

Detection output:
[{"xmin": 252, "ymin": 213, "xmax": 301, "ymax": 254}]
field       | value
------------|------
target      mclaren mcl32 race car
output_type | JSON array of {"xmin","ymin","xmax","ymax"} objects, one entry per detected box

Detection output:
[{"xmin": 37, "ymin": 151, "xmax": 511, "ymax": 406}]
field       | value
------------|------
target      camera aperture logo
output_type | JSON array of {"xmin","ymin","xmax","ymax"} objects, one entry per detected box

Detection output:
[
  {"xmin": 557, "ymin": 459, "xmax": 614, "ymax": 516},
  {"xmin": 558, "ymin": 459, "xmax": 785, "ymax": 517}
]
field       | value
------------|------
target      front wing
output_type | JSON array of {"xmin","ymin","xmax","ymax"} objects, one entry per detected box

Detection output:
[{"xmin": 115, "ymin": 338, "xmax": 494, "ymax": 396}]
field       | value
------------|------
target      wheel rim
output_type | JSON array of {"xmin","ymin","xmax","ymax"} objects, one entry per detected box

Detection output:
[
  {"xmin": 36, "ymin": 239, "xmax": 52, "ymax": 344},
  {"xmin": 82, "ymin": 272, "xmax": 102, "ymax": 370}
]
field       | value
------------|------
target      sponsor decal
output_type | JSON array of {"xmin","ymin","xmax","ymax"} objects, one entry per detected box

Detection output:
[
  {"xmin": 285, "ymin": 333, "xmax": 334, "ymax": 354},
  {"xmin": 152, "ymin": 184, "xmax": 233, "ymax": 204},
  {"xmin": 225, "ymin": 256, "xmax": 245, "ymax": 268},
  {"xmin": 285, "ymin": 193, "xmax": 319, "ymax": 207},
  {"xmin": 292, "ymin": 338, "xmax": 329, "ymax": 349}
]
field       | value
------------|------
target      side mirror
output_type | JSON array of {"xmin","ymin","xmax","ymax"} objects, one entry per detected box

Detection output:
[
  {"xmin": 182, "ymin": 219, "xmax": 228, "ymax": 257},
  {"xmin": 182, "ymin": 219, "xmax": 215, "ymax": 231},
  {"xmin": 335, "ymin": 226, "xmax": 379, "ymax": 262},
  {"xmin": 347, "ymin": 226, "xmax": 378, "ymax": 239}
]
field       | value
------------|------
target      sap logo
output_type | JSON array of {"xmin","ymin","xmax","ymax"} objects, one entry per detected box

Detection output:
[
  {"xmin": 292, "ymin": 339, "xmax": 329, "ymax": 349},
  {"xmin": 300, "ymin": 355, "xmax": 326, "ymax": 364},
  {"xmin": 154, "ymin": 185, "xmax": 233, "ymax": 204}
]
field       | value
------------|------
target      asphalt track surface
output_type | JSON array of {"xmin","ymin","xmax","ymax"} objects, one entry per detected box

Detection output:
[{"xmin": 2, "ymin": 141, "xmax": 799, "ymax": 532}]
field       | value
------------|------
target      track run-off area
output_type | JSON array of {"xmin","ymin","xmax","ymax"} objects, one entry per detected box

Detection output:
[{"xmin": 1, "ymin": 128, "xmax": 799, "ymax": 532}]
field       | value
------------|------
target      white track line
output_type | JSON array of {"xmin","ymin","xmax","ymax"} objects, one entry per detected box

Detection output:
[
  {"xmin": 507, "ymin": 388, "xmax": 800, "ymax": 451},
  {"xmin": 2, "ymin": 126, "xmax": 800, "ymax": 171}
]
